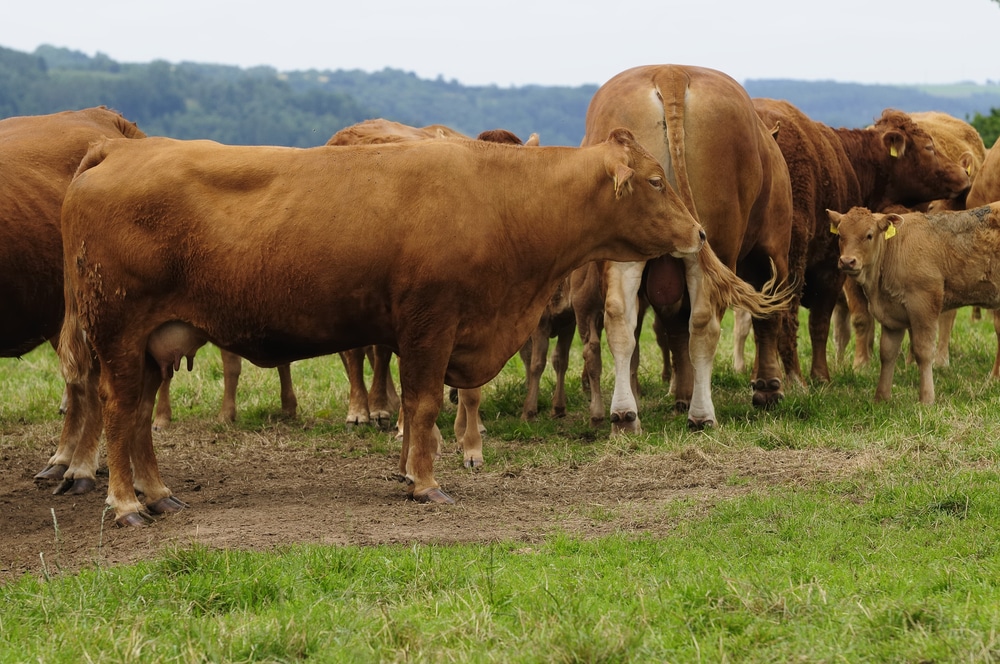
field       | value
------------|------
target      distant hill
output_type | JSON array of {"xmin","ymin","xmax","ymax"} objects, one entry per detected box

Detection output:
[{"xmin": 3, "ymin": 44, "xmax": 1000, "ymax": 147}]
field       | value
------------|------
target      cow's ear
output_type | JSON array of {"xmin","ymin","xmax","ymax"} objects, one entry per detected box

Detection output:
[
  {"xmin": 607, "ymin": 127, "xmax": 636, "ymax": 146},
  {"xmin": 612, "ymin": 163, "xmax": 635, "ymax": 199},
  {"xmin": 878, "ymin": 213, "xmax": 904, "ymax": 239},
  {"xmin": 827, "ymin": 209, "xmax": 842, "ymax": 235},
  {"xmin": 883, "ymin": 130, "xmax": 906, "ymax": 158},
  {"xmin": 959, "ymin": 151, "xmax": 976, "ymax": 176}
]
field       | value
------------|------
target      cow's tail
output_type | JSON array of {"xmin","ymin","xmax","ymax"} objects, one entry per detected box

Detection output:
[
  {"xmin": 695, "ymin": 243, "xmax": 794, "ymax": 318},
  {"xmin": 74, "ymin": 138, "xmax": 113, "ymax": 178},
  {"xmin": 58, "ymin": 287, "xmax": 93, "ymax": 386},
  {"xmin": 658, "ymin": 69, "xmax": 700, "ymax": 220}
]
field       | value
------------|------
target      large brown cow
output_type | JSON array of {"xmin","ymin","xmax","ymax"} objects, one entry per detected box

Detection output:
[
  {"xmin": 0, "ymin": 107, "xmax": 145, "ymax": 495},
  {"xmin": 733, "ymin": 103, "xmax": 972, "ymax": 384},
  {"xmin": 830, "ymin": 204, "xmax": 1000, "ymax": 404},
  {"xmin": 58, "ymin": 129, "xmax": 710, "ymax": 526},
  {"xmin": 573, "ymin": 64, "xmax": 795, "ymax": 433}
]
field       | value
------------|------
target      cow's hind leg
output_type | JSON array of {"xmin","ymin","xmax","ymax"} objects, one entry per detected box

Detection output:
[
  {"xmin": 455, "ymin": 387, "xmax": 484, "ymax": 468},
  {"xmin": 134, "ymin": 362, "xmax": 187, "ymax": 517},
  {"xmin": 340, "ymin": 347, "xmax": 371, "ymax": 427},
  {"xmin": 38, "ymin": 370, "xmax": 103, "ymax": 495},
  {"xmin": 367, "ymin": 346, "xmax": 397, "ymax": 429}
]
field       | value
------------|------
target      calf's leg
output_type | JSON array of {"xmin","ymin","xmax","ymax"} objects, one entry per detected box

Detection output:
[{"xmin": 875, "ymin": 326, "xmax": 905, "ymax": 403}]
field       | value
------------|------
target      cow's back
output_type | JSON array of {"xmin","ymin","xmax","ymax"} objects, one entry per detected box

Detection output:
[
  {"xmin": 582, "ymin": 64, "xmax": 789, "ymax": 266},
  {"xmin": 0, "ymin": 107, "xmax": 144, "ymax": 356},
  {"xmin": 967, "ymin": 136, "xmax": 1000, "ymax": 208}
]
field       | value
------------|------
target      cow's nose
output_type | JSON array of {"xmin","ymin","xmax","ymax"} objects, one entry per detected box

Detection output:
[{"xmin": 838, "ymin": 256, "xmax": 856, "ymax": 270}]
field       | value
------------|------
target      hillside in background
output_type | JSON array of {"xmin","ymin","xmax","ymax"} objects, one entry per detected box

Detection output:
[{"xmin": 3, "ymin": 44, "xmax": 1000, "ymax": 147}]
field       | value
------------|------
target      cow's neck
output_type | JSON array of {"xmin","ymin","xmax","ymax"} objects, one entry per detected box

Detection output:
[{"xmin": 835, "ymin": 128, "xmax": 894, "ymax": 211}]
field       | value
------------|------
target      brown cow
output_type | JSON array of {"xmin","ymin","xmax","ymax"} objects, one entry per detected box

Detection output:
[
  {"xmin": 733, "ymin": 103, "xmax": 972, "ymax": 384},
  {"xmin": 329, "ymin": 122, "xmax": 539, "ymax": 465},
  {"xmin": 0, "ymin": 107, "xmax": 145, "ymax": 495},
  {"xmin": 58, "ymin": 129, "xmax": 709, "ymax": 526},
  {"xmin": 830, "ymin": 204, "xmax": 1000, "ymax": 404},
  {"xmin": 573, "ymin": 64, "xmax": 795, "ymax": 433},
  {"xmin": 964, "ymin": 135, "xmax": 1000, "ymax": 378},
  {"xmin": 909, "ymin": 112, "xmax": 987, "ymax": 367}
]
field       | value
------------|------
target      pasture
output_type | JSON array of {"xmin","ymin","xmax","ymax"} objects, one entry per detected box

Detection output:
[{"xmin": 2, "ymin": 308, "xmax": 1000, "ymax": 661}]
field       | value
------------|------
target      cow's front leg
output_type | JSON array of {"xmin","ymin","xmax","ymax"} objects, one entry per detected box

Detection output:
[
  {"xmin": 397, "ymin": 362, "xmax": 453, "ymax": 504},
  {"xmin": 875, "ymin": 326, "xmax": 905, "ymax": 403},
  {"xmin": 604, "ymin": 261, "xmax": 645, "ymax": 436}
]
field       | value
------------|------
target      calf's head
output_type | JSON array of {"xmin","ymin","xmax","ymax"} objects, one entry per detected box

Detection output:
[
  {"xmin": 874, "ymin": 109, "xmax": 971, "ymax": 207},
  {"xmin": 828, "ymin": 207, "xmax": 903, "ymax": 283}
]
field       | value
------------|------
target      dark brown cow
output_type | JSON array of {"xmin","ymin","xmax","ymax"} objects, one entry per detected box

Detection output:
[
  {"xmin": 573, "ymin": 64, "xmax": 795, "ymax": 433},
  {"xmin": 58, "ymin": 130, "xmax": 709, "ymax": 525},
  {"xmin": 733, "ymin": 102, "xmax": 972, "ymax": 384},
  {"xmin": 830, "ymin": 204, "xmax": 1000, "ymax": 403},
  {"xmin": 0, "ymin": 107, "xmax": 145, "ymax": 494}
]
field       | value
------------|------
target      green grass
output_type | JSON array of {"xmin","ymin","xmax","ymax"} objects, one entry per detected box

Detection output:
[{"xmin": 4, "ymin": 307, "xmax": 1000, "ymax": 662}]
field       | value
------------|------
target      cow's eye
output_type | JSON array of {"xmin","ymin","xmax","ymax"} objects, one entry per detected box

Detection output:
[
  {"xmin": 866, "ymin": 232, "xmax": 874, "ymax": 241},
  {"xmin": 648, "ymin": 176, "xmax": 664, "ymax": 191}
]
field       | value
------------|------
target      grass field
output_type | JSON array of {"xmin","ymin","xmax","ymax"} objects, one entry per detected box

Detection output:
[{"xmin": 2, "ymin": 307, "xmax": 1000, "ymax": 662}]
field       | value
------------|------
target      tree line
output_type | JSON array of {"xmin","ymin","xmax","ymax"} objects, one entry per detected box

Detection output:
[{"xmin": 2, "ymin": 44, "xmax": 1000, "ymax": 149}]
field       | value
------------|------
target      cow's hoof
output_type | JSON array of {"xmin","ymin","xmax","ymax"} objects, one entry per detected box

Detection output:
[
  {"xmin": 34, "ymin": 463, "xmax": 68, "ymax": 482},
  {"xmin": 412, "ymin": 487, "xmax": 456, "ymax": 504},
  {"xmin": 373, "ymin": 413, "xmax": 393, "ymax": 431},
  {"xmin": 115, "ymin": 511, "xmax": 155, "ymax": 528},
  {"xmin": 610, "ymin": 410, "xmax": 637, "ymax": 424},
  {"xmin": 687, "ymin": 418, "xmax": 716, "ymax": 431},
  {"xmin": 673, "ymin": 400, "xmax": 691, "ymax": 414},
  {"xmin": 752, "ymin": 379, "xmax": 784, "ymax": 409},
  {"xmin": 463, "ymin": 455, "xmax": 483, "ymax": 470},
  {"xmin": 146, "ymin": 496, "xmax": 189, "ymax": 514},
  {"xmin": 53, "ymin": 476, "xmax": 96, "ymax": 495}
]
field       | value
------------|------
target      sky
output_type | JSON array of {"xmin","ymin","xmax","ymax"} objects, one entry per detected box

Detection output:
[{"xmin": 3, "ymin": 0, "xmax": 1000, "ymax": 88}]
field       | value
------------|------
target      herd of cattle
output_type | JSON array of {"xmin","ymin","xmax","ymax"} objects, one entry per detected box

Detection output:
[{"xmin": 4, "ymin": 63, "xmax": 1000, "ymax": 528}]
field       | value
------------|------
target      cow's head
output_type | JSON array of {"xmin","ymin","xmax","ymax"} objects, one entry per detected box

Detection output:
[
  {"xmin": 601, "ymin": 127, "xmax": 706, "ymax": 259},
  {"xmin": 828, "ymin": 206, "xmax": 902, "ymax": 283},
  {"xmin": 873, "ymin": 109, "xmax": 971, "ymax": 207}
]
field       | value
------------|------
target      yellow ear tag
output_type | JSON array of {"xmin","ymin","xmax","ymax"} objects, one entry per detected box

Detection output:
[
  {"xmin": 829, "ymin": 222, "xmax": 839, "ymax": 235},
  {"xmin": 884, "ymin": 224, "xmax": 897, "ymax": 240},
  {"xmin": 890, "ymin": 145, "xmax": 898, "ymax": 158},
  {"xmin": 967, "ymin": 165, "xmax": 973, "ymax": 175}
]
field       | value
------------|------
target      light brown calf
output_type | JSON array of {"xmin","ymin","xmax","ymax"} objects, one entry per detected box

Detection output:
[{"xmin": 830, "ymin": 204, "xmax": 1000, "ymax": 404}]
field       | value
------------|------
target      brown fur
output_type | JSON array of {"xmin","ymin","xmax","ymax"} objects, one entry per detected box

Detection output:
[
  {"xmin": 746, "ymin": 101, "xmax": 972, "ymax": 385},
  {"xmin": 59, "ymin": 130, "xmax": 708, "ymax": 524},
  {"xmin": 830, "ymin": 204, "xmax": 1000, "ymax": 404},
  {"xmin": 0, "ymin": 107, "xmax": 146, "ymax": 495},
  {"xmin": 327, "ymin": 118, "xmax": 469, "ymax": 145},
  {"xmin": 572, "ymin": 64, "xmax": 795, "ymax": 431}
]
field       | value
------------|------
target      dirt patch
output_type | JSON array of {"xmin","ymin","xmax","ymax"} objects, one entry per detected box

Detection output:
[{"xmin": 0, "ymin": 418, "xmax": 868, "ymax": 583}]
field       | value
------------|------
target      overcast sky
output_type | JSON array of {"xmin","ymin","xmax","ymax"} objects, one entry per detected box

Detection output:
[{"xmin": 4, "ymin": 0, "xmax": 999, "ymax": 88}]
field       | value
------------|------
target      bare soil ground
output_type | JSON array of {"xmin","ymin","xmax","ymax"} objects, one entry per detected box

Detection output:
[{"xmin": 0, "ymin": 418, "xmax": 869, "ymax": 584}]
